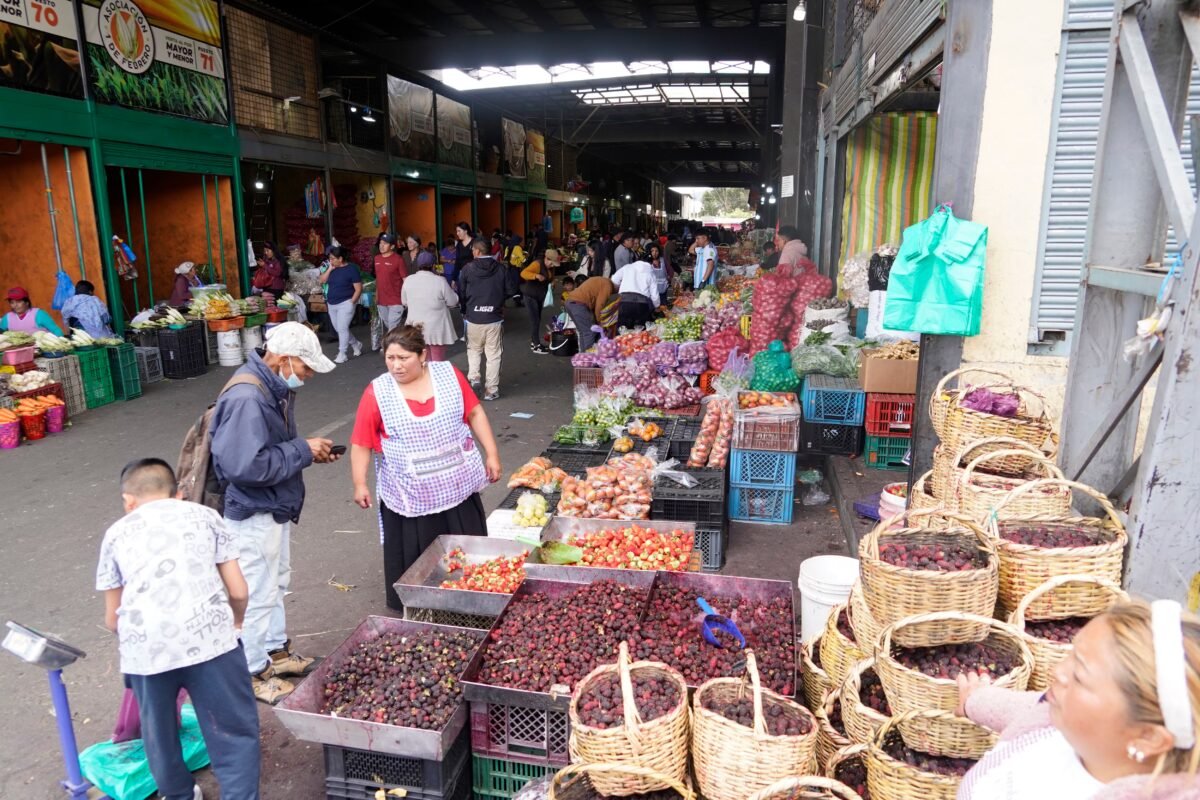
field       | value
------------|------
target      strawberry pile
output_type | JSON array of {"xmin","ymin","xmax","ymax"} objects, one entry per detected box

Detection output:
[
  {"xmin": 440, "ymin": 551, "xmax": 528, "ymax": 593},
  {"xmin": 567, "ymin": 524, "xmax": 694, "ymax": 571}
]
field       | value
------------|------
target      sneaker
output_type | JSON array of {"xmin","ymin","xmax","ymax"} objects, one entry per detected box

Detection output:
[
  {"xmin": 269, "ymin": 642, "xmax": 316, "ymax": 676},
  {"xmin": 351, "ymin": 342, "xmax": 363, "ymax": 358},
  {"xmin": 251, "ymin": 666, "xmax": 294, "ymax": 705},
  {"xmin": 334, "ymin": 352, "xmax": 348, "ymax": 364},
  {"xmin": 484, "ymin": 391, "xmax": 500, "ymax": 401},
  {"xmin": 532, "ymin": 344, "xmax": 549, "ymax": 355},
  {"xmin": 161, "ymin": 786, "xmax": 203, "ymax": 800},
  {"xmin": 469, "ymin": 379, "xmax": 482, "ymax": 392}
]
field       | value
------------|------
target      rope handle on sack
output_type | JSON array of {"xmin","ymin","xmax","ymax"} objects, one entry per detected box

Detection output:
[
  {"xmin": 961, "ymin": 448, "xmax": 1065, "ymax": 487},
  {"xmin": 1011, "ymin": 573, "xmax": 1129, "ymax": 630},
  {"xmin": 551, "ymin": 762, "xmax": 695, "ymax": 800},
  {"xmin": 876, "ymin": 611, "xmax": 1033, "ymax": 678},
  {"xmin": 866, "ymin": 506, "xmax": 996, "ymax": 560},
  {"xmin": 986, "ymin": 478, "xmax": 1126, "ymax": 535},
  {"xmin": 747, "ymin": 774, "xmax": 865, "ymax": 800},
  {"xmin": 951, "ymin": 435, "xmax": 1051, "ymax": 468}
]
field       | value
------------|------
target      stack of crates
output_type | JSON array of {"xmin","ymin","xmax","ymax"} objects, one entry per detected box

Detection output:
[
  {"xmin": 728, "ymin": 391, "xmax": 801, "ymax": 526},
  {"xmin": 325, "ymin": 728, "xmax": 471, "ymax": 800},
  {"xmin": 106, "ymin": 343, "xmax": 142, "ymax": 401},
  {"xmin": 470, "ymin": 700, "xmax": 569, "ymax": 800},
  {"xmin": 864, "ymin": 393, "xmax": 916, "ymax": 470},
  {"xmin": 34, "ymin": 355, "xmax": 87, "ymax": 417},
  {"xmin": 800, "ymin": 375, "xmax": 866, "ymax": 458},
  {"xmin": 75, "ymin": 348, "xmax": 116, "ymax": 409}
]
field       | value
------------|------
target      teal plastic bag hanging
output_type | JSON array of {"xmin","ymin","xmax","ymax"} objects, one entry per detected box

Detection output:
[
  {"xmin": 883, "ymin": 204, "xmax": 987, "ymax": 336},
  {"xmin": 78, "ymin": 704, "xmax": 211, "ymax": 800}
]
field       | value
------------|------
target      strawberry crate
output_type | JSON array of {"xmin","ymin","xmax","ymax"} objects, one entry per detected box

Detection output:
[
  {"xmin": 801, "ymin": 375, "xmax": 866, "ymax": 425},
  {"xmin": 694, "ymin": 526, "xmax": 727, "ymax": 572},
  {"xmin": 800, "ymin": 420, "xmax": 864, "ymax": 457},
  {"xmin": 729, "ymin": 449, "xmax": 796, "ymax": 488},
  {"xmin": 651, "ymin": 468, "xmax": 726, "ymax": 528},
  {"xmin": 728, "ymin": 485, "xmax": 795, "ymax": 525},
  {"xmin": 469, "ymin": 700, "xmax": 570, "ymax": 767},
  {"xmin": 324, "ymin": 728, "xmax": 470, "ymax": 800},
  {"xmin": 865, "ymin": 393, "xmax": 916, "ymax": 436},
  {"xmin": 864, "ymin": 434, "xmax": 911, "ymax": 470},
  {"xmin": 472, "ymin": 755, "xmax": 555, "ymax": 800}
]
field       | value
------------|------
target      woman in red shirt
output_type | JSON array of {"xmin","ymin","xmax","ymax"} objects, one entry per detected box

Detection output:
[{"xmin": 350, "ymin": 324, "xmax": 502, "ymax": 610}]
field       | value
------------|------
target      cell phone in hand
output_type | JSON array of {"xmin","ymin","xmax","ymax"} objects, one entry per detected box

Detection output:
[{"xmin": 330, "ymin": 445, "xmax": 347, "ymax": 456}]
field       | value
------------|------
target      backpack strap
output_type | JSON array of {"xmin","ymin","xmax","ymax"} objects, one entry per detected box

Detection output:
[{"xmin": 219, "ymin": 373, "xmax": 268, "ymax": 399}]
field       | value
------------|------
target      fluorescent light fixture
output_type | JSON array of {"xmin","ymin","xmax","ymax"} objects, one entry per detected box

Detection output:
[
  {"xmin": 349, "ymin": 105, "xmax": 357, "ymax": 113},
  {"xmin": 768, "ymin": 196, "xmax": 777, "ymax": 204},
  {"xmin": 793, "ymin": 1, "xmax": 806, "ymax": 21},
  {"xmin": 625, "ymin": 194, "xmax": 631, "ymax": 200},
  {"xmin": 485, "ymin": 192, "xmax": 492, "ymax": 199},
  {"xmin": 362, "ymin": 107, "xmax": 376, "ymax": 122},
  {"xmin": 766, "ymin": 186, "xmax": 774, "ymax": 194},
  {"xmin": 254, "ymin": 180, "xmax": 265, "ymax": 190}
]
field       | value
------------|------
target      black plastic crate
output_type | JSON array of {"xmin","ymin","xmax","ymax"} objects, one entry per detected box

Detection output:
[
  {"xmin": 651, "ymin": 468, "xmax": 726, "ymax": 527},
  {"xmin": 800, "ymin": 419, "xmax": 864, "ymax": 457},
  {"xmin": 497, "ymin": 487, "xmax": 560, "ymax": 511},
  {"xmin": 157, "ymin": 323, "xmax": 207, "ymax": 380},
  {"xmin": 540, "ymin": 448, "xmax": 610, "ymax": 476},
  {"xmin": 667, "ymin": 417, "xmax": 702, "ymax": 460},
  {"xmin": 543, "ymin": 434, "xmax": 612, "ymax": 456},
  {"xmin": 695, "ymin": 526, "xmax": 727, "ymax": 572},
  {"xmin": 324, "ymin": 726, "xmax": 469, "ymax": 800}
]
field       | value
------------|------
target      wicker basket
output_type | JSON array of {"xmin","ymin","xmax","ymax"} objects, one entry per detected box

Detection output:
[
  {"xmin": 866, "ymin": 711, "xmax": 977, "ymax": 800},
  {"xmin": 550, "ymin": 763, "xmax": 694, "ymax": 800},
  {"xmin": 826, "ymin": 744, "xmax": 869, "ymax": 796},
  {"xmin": 848, "ymin": 582, "xmax": 883, "ymax": 654},
  {"xmin": 747, "ymin": 775, "xmax": 864, "ymax": 800},
  {"xmin": 568, "ymin": 642, "xmax": 690, "ymax": 795},
  {"xmin": 1009, "ymin": 574, "xmax": 1129, "ymax": 691},
  {"xmin": 930, "ymin": 436, "xmax": 1048, "ymax": 503},
  {"xmin": 987, "ymin": 479, "xmax": 1128, "ymax": 619},
  {"xmin": 875, "ymin": 612, "xmax": 1033, "ymax": 722},
  {"xmin": 930, "ymin": 368, "xmax": 1055, "ymax": 470},
  {"xmin": 956, "ymin": 448, "xmax": 1069, "ymax": 522},
  {"xmin": 859, "ymin": 509, "xmax": 999, "ymax": 646},
  {"xmin": 895, "ymin": 708, "xmax": 998, "ymax": 760},
  {"xmin": 839, "ymin": 658, "xmax": 890, "ymax": 746},
  {"xmin": 693, "ymin": 650, "xmax": 819, "ymax": 800},
  {"xmin": 801, "ymin": 638, "xmax": 834, "ymax": 714},
  {"xmin": 814, "ymin": 688, "xmax": 853, "ymax": 773},
  {"xmin": 909, "ymin": 471, "xmax": 944, "ymax": 519},
  {"xmin": 819, "ymin": 603, "xmax": 870, "ymax": 687}
]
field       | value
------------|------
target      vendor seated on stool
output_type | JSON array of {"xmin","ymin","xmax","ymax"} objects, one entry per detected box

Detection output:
[{"xmin": 1, "ymin": 286, "xmax": 63, "ymax": 335}]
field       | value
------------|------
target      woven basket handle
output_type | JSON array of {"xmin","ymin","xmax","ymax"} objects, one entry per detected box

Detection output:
[
  {"xmin": 934, "ymin": 366, "xmax": 1018, "ymax": 398},
  {"xmin": 868, "ymin": 507, "xmax": 994, "ymax": 559},
  {"xmin": 748, "ymin": 775, "xmax": 864, "ymax": 800},
  {"xmin": 988, "ymin": 478, "xmax": 1124, "ymax": 531},
  {"xmin": 1011, "ymin": 573, "xmax": 1129, "ymax": 628},
  {"xmin": 744, "ymin": 649, "xmax": 769, "ymax": 738},
  {"xmin": 877, "ymin": 610, "xmax": 1027, "ymax": 664},
  {"xmin": 827, "ymin": 743, "xmax": 869, "ymax": 777},
  {"xmin": 952, "ymin": 435, "xmax": 1048, "ymax": 466},
  {"xmin": 872, "ymin": 708, "xmax": 960, "ymax": 750},
  {"xmin": 616, "ymin": 641, "xmax": 644, "ymax": 731},
  {"xmin": 841, "ymin": 657, "xmax": 875, "ymax": 701},
  {"xmin": 962, "ymin": 449, "xmax": 1063, "ymax": 486},
  {"xmin": 551, "ymin": 763, "xmax": 695, "ymax": 800}
]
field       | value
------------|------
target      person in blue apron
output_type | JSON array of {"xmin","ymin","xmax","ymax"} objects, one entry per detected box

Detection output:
[{"xmin": 349, "ymin": 324, "xmax": 502, "ymax": 610}]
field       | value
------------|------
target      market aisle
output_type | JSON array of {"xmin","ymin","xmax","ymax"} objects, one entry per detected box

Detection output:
[{"xmin": 0, "ymin": 319, "xmax": 577, "ymax": 800}]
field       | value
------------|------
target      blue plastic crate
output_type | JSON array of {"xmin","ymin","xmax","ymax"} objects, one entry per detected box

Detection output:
[
  {"xmin": 729, "ymin": 485, "xmax": 795, "ymax": 525},
  {"xmin": 802, "ymin": 374, "xmax": 866, "ymax": 425},
  {"xmin": 729, "ymin": 448, "xmax": 797, "ymax": 488}
]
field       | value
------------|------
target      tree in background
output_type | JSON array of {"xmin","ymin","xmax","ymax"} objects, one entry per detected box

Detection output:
[{"xmin": 699, "ymin": 187, "xmax": 754, "ymax": 218}]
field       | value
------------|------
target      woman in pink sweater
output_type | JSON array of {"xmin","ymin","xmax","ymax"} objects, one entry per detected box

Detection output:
[{"xmin": 956, "ymin": 600, "xmax": 1199, "ymax": 799}]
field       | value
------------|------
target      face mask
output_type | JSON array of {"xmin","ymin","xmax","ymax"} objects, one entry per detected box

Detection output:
[{"xmin": 282, "ymin": 357, "xmax": 305, "ymax": 389}]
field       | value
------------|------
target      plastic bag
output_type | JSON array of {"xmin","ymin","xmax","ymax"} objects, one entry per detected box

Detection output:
[
  {"xmin": 790, "ymin": 342, "xmax": 859, "ymax": 378},
  {"xmin": 750, "ymin": 340, "xmax": 801, "ymax": 392},
  {"xmin": 650, "ymin": 454, "xmax": 699, "ymax": 488},
  {"xmin": 799, "ymin": 469, "xmax": 830, "ymax": 506},
  {"xmin": 52, "ymin": 268, "xmax": 75, "ymax": 311},
  {"xmin": 80, "ymin": 704, "xmax": 210, "ymax": 800}
]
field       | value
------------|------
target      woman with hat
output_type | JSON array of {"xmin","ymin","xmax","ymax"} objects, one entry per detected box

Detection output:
[
  {"xmin": 169, "ymin": 261, "xmax": 203, "ymax": 307},
  {"xmin": 1, "ymin": 287, "xmax": 63, "ymax": 335},
  {"xmin": 520, "ymin": 248, "xmax": 558, "ymax": 354}
]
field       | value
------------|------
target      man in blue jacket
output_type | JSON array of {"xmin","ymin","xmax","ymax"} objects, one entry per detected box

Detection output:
[{"xmin": 209, "ymin": 322, "xmax": 337, "ymax": 704}]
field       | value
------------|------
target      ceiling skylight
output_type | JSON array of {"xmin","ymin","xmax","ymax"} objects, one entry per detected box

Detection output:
[{"xmin": 427, "ymin": 61, "xmax": 768, "ymax": 91}]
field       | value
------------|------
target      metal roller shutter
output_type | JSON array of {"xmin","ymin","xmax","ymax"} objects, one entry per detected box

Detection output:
[{"xmin": 1032, "ymin": 0, "xmax": 1200, "ymax": 344}]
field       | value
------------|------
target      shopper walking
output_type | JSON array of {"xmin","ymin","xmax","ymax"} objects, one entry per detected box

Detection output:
[
  {"xmin": 611, "ymin": 259, "xmax": 660, "ymax": 330},
  {"xmin": 563, "ymin": 276, "xmax": 615, "ymax": 352},
  {"xmin": 409, "ymin": 235, "xmax": 436, "ymax": 270},
  {"xmin": 458, "ymin": 238, "xmax": 506, "ymax": 401},
  {"xmin": 521, "ymin": 248, "xmax": 558, "ymax": 354},
  {"xmin": 97, "ymin": 458, "xmax": 260, "ymax": 800},
  {"xmin": 690, "ymin": 228, "xmax": 718, "ymax": 289},
  {"xmin": 350, "ymin": 324, "xmax": 501, "ymax": 611},
  {"xmin": 374, "ymin": 233, "xmax": 407, "ymax": 335},
  {"xmin": 1, "ymin": 286, "xmax": 63, "ymax": 335},
  {"xmin": 209, "ymin": 322, "xmax": 338, "ymax": 704},
  {"xmin": 320, "ymin": 245, "xmax": 363, "ymax": 364},
  {"xmin": 450, "ymin": 222, "xmax": 474, "ymax": 288},
  {"xmin": 646, "ymin": 242, "xmax": 671, "ymax": 305},
  {"xmin": 505, "ymin": 234, "xmax": 526, "ymax": 303},
  {"xmin": 401, "ymin": 260, "xmax": 459, "ymax": 362},
  {"xmin": 169, "ymin": 262, "xmax": 204, "ymax": 307},
  {"xmin": 61, "ymin": 280, "xmax": 116, "ymax": 339}
]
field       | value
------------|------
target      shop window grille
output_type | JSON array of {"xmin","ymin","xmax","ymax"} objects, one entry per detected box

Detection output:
[{"xmin": 225, "ymin": 7, "xmax": 320, "ymax": 139}]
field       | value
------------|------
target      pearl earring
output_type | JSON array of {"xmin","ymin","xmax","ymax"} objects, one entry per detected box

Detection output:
[{"xmin": 1127, "ymin": 744, "xmax": 1146, "ymax": 763}]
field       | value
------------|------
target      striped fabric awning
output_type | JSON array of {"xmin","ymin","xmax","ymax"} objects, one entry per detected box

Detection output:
[{"xmin": 839, "ymin": 111, "xmax": 938, "ymax": 272}]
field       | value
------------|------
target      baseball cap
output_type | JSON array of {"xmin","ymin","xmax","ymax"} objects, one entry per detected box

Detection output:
[
  {"xmin": 6, "ymin": 286, "xmax": 29, "ymax": 301},
  {"xmin": 264, "ymin": 321, "xmax": 336, "ymax": 373},
  {"xmin": 379, "ymin": 233, "xmax": 397, "ymax": 244}
]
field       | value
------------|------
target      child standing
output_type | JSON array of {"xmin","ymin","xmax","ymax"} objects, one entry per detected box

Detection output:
[{"xmin": 96, "ymin": 459, "xmax": 260, "ymax": 800}]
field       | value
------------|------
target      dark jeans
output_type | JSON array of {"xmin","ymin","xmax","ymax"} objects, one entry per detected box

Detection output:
[
  {"xmin": 524, "ymin": 293, "xmax": 545, "ymax": 345},
  {"xmin": 565, "ymin": 301, "xmax": 598, "ymax": 351},
  {"xmin": 617, "ymin": 293, "xmax": 654, "ymax": 330},
  {"xmin": 126, "ymin": 644, "xmax": 261, "ymax": 800}
]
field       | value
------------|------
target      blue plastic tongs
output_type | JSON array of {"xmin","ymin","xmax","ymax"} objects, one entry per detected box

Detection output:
[{"xmin": 697, "ymin": 597, "xmax": 746, "ymax": 649}]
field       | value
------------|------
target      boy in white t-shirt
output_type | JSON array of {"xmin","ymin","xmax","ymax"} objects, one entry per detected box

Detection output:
[{"xmin": 96, "ymin": 459, "xmax": 260, "ymax": 800}]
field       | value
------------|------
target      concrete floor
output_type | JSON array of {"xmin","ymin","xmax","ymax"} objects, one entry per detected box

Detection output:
[{"xmin": 0, "ymin": 317, "xmax": 853, "ymax": 799}]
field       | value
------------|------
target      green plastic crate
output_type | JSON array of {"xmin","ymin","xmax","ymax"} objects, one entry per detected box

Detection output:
[
  {"xmin": 243, "ymin": 313, "xmax": 267, "ymax": 328},
  {"xmin": 864, "ymin": 434, "xmax": 910, "ymax": 470},
  {"xmin": 106, "ymin": 344, "xmax": 142, "ymax": 401},
  {"xmin": 76, "ymin": 347, "xmax": 115, "ymax": 409},
  {"xmin": 472, "ymin": 756, "xmax": 554, "ymax": 800}
]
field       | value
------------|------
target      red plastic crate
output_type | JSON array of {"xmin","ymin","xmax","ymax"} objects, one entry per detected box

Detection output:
[
  {"xmin": 662, "ymin": 404, "xmax": 702, "ymax": 417},
  {"xmin": 865, "ymin": 393, "xmax": 916, "ymax": 436},
  {"xmin": 698, "ymin": 370, "xmax": 719, "ymax": 395},
  {"xmin": 572, "ymin": 366, "xmax": 603, "ymax": 389},
  {"xmin": 469, "ymin": 701, "xmax": 570, "ymax": 767}
]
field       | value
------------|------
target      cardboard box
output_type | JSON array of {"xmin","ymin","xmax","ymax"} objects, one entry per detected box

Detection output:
[
  {"xmin": 859, "ymin": 350, "xmax": 919, "ymax": 394},
  {"xmin": 307, "ymin": 293, "xmax": 327, "ymax": 313}
]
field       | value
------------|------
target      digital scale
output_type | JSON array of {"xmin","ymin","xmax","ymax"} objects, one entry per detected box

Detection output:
[{"xmin": 3, "ymin": 621, "xmax": 93, "ymax": 799}]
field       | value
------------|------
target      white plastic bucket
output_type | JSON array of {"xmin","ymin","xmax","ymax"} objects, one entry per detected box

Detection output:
[
  {"xmin": 217, "ymin": 330, "xmax": 244, "ymax": 367},
  {"xmin": 798, "ymin": 555, "xmax": 859, "ymax": 643},
  {"xmin": 241, "ymin": 325, "xmax": 264, "ymax": 355},
  {"xmin": 878, "ymin": 483, "xmax": 908, "ymax": 524}
]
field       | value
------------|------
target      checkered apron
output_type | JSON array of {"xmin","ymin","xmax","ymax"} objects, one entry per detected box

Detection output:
[{"xmin": 373, "ymin": 362, "xmax": 487, "ymax": 527}]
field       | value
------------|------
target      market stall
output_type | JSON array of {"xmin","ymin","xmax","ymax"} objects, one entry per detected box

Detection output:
[
  {"xmin": 393, "ymin": 179, "xmax": 438, "ymax": 251},
  {"xmin": 477, "ymin": 191, "xmax": 503, "ymax": 235},
  {"xmin": 330, "ymin": 170, "xmax": 390, "ymax": 269}
]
